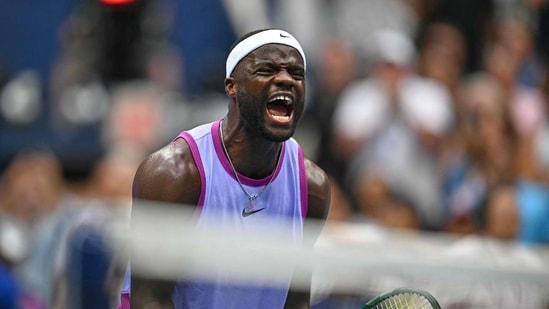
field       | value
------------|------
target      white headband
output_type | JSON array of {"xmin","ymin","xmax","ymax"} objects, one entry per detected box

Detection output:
[{"xmin": 225, "ymin": 29, "xmax": 306, "ymax": 78}]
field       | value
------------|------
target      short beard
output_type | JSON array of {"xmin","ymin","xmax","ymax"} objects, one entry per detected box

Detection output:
[{"xmin": 236, "ymin": 92, "xmax": 298, "ymax": 142}]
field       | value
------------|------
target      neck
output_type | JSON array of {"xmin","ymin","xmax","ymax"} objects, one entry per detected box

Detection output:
[{"xmin": 220, "ymin": 118, "xmax": 282, "ymax": 179}]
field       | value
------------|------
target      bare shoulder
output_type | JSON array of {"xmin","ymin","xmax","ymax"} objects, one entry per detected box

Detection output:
[
  {"xmin": 133, "ymin": 138, "xmax": 201, "ymax": 206},
  {"xmin": 304, "ymin": 158, "xmax": 331, "ymax": 220}
]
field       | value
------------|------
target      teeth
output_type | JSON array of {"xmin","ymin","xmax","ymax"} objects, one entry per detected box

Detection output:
[
  {"xmin": 268, "ymin": 95, "xmax": 292, "ymax": 105},
  {"xmin": 272, "ymin": 115, "xmax": 290, "ymax": 121}
]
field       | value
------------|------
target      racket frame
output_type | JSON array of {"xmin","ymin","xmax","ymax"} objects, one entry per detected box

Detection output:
[{"xmin": 361, "ymin": 287, "xmax": 441, "ymax": 309}]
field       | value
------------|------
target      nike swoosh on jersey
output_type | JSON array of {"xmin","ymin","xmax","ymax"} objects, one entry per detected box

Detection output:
[{"xmin": 242, "ymin": 207, "xmax": 266, "ymax": 217}]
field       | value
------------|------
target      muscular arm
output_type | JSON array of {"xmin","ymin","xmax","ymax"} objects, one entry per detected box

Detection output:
[
  {"xmin": 304, "ymin": 158, "xmax": 331, "ymax": 222},
  {"xmin": 130, "ymin": 139, "xmax": 201, "ymax": 309},
  {"xmin": 285, "ymin": 158, "xmax": 331, "ymax": 309}
]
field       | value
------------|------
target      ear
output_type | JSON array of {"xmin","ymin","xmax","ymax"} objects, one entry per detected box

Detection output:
[{"xmin": 225, "ymin": 77, "xmax": 237, "ymax": 98}]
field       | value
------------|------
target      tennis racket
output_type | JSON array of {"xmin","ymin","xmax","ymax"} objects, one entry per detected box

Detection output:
[{"xmin": 361, "ymin": 287, "xmax": 441, "ymax": 309}]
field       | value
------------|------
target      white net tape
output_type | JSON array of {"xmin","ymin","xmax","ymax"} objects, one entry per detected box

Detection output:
[{"xmin": 106, "ymin": 200, "xmax": 549, "ymax": 308}]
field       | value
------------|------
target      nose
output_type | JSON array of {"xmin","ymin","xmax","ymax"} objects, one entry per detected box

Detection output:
[{"xmin": 273, "ymin": 69, "xmax": 297, "ymax": 87}]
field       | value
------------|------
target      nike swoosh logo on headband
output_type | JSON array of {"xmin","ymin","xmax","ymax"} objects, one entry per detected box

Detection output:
[
  {"xmin": 279, "ymin": 33, "xmax": 290, "ymax": 38},
  {"xmin": 242, "ymin": 207, "xmax": 265, "ymax": 217}
]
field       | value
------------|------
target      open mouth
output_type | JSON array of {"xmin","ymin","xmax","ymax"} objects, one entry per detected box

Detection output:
[{"xmin": 266, "ymin": 95, "xmax": 294, "ymax": 123}]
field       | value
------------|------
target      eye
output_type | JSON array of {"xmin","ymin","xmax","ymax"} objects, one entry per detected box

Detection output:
[
  {"xmin": 289, "ymin": 68, "xmax": 305, "ymax": 80},
  {"xmin": 256, "ymin": 66, "xmax": 276, "ymax": 75}
]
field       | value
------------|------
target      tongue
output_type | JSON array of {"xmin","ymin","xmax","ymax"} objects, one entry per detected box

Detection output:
[{"xmin": 267, "ymin": 104, "xmax": 287, "ymax": 117}]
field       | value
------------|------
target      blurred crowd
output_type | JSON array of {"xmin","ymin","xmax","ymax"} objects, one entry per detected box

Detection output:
[{"xmin": 1, "ymin": 0, "xmax": 549, "ymax": 308}]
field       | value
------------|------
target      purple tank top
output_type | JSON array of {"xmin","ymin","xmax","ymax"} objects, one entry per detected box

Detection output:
[
  {"xmin": 170, "ymin": 119, "xmax": 308, "ymax": 309},
  {"xmin": 119, "ymin": 120, "xmax": 308, "ymax": 308}
]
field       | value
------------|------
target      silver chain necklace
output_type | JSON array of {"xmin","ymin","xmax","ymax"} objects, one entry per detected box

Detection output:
[{"xmin": 219, "ymin": 121, "xmax": 278, "ymax": 212}]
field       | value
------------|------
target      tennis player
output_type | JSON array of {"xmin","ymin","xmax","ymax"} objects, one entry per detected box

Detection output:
[{"xmin": 120, "ymin": 28, "xmax": 331, "ymax": 309}]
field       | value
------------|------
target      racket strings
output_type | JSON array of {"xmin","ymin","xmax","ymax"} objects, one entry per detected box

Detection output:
[{"xmin": 376, "ymin": 293, "xmax": 431, "ymax": 309}]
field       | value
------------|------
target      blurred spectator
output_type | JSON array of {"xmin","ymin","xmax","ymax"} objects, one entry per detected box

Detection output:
[
  {"xmin": 306, "ymin": 38, "xmax": 357, "ymax": 185},
  {"xmin": 0, "ymin": 149, "xmax": 107, "ymax": 307},
  {"xmin": 480, "ymin": 17, "xmax": 549, "ymax": 246},
  {"xmin": 51, "ymin": 208, "xmax": 126, "ymax": 309},
  {"xmin": 331, "ymin": 29, "xmax": 416, "ymax": 162},
  {"xmin": 494, "ymin": 16, "xmax": 546, "ymax": 89},
  {"xmin": 103, "ymin": 81, "xmax": 174, "ymax": 157},
  {"xmin": 443, "ymin": 73, "xmax": 517, "ymax": 234},
  {"xmin": 423, "ymin": 0, "xmax": 495, "ymax": 74},
  {"xmin": 416, "ymin": 21, "xmax": 466, "ymax": 102},
  {"xmin": 0, "ymin": 217, "xmax": 25, "ymax": 309},
  {"xmin": 0, "ymin": 149, "xmax": 65, "ymax": 227},
  {"xmin": 0, "ymin": 211, "xmax": 46, "ymax": 308},
  {"xmin": 27, "ymin": 196, "xmax": 126, "ymax": 309},
  {"xmin": 483, "ymin": 23, "xmax": 546, "ymax": 140},
  {"xmin": 353, "ymin": 174, "xmax": 421, "ymax": 231},
  {"xmin": 515, "ymin": 180, "xmax": 549, "ymax": 245},
  {"xmin": 332, "ymin": 28, "xmax": 454, "ymax": 228},
  {"xmin": 300, "ymin": 37, "xmax": 358, "ymax": 222},
  {"xmin": 482, "ymin": 18, "xmax": 549, "ymax": 189},
  {"xmin": 18, "ymin": 149, "xmax": 134, "ymax": 309},
  {"xmin": 474, "ymin": 179, "xmax": 549, "ymax": 246},
  {"xmin": 475, "ymin": 182, "xmax": 521, "ymax": 241},
  {"xmin": 46, "ymin": 140, "xmax": 139, "ymax": 308},
  {"xmin": 534, "ymin": 72, "xmax": 549, "ymax": 185},
  {"xmin": 85, "ymin": 151, "xmax": 139, "ymax": 204},
  {"xmin": 512, "ymin": 85, "xmax": 548, "ymax": 182},
  {"xmin": 415, "ymin": 21, "xmax": 473, "ymax": 184}
]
